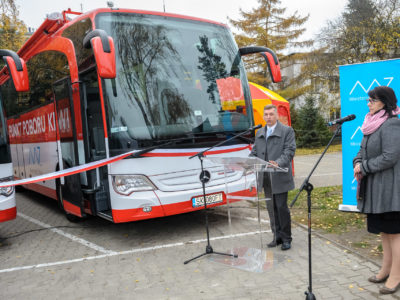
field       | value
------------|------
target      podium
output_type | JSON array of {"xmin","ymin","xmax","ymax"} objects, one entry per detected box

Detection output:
[{"xmin": 205, "ymin": 156, "xmax": 288, "ymax": 272}]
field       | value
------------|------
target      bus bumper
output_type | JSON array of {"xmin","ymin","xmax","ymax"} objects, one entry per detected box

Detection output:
[
  {"xmin": 0, "ymin": 193, "xmax": 17, "ymax": 222},
  {"xmin": 111, "ymin": 176, "xmax": 256, "ymax": 223}
]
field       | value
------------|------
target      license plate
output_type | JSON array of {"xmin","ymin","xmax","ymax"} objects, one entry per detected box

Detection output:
[{"xmin": 192, "ymin": 193, "xmax": 223, "ymax": 208}]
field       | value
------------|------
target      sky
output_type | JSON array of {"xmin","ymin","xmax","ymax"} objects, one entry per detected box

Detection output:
[{"xmin": 16, "ymin": 0, "xmax": 348, "ymax": 42}]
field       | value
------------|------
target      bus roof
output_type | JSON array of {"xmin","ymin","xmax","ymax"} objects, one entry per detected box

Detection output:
[
  {"xmin": 81, "ymin": 7, "xmax": 228, "ymax": 27},
  {"xmin": 0, "ymin": 7, "xmax": 228, "ymax": 84}
]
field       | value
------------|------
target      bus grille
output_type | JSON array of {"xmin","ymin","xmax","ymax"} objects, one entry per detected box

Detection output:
[{"xmin": 149, "ymin": 166, "xmax": 243, "ymax": 192}]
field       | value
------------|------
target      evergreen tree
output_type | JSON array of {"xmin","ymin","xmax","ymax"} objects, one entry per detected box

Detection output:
[
  {"xmin": 295, "ymin": 95, "xmax": 331, "ymax": 148},
  {"xmin": 289, "ymin": 103, "xmax": 298, "ymax": 130},
  {"xmin": 196, "ymin": 35, "xmax": 227, "ymax": 104},
  {"xmin": 229, "ymin": 0, "xmax": 312, "ymax": 99}
]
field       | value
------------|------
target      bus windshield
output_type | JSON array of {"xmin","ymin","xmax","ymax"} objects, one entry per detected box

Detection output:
[{"xmin": 96, "ymin": 13, "xmax": 252, "ymax": 149}]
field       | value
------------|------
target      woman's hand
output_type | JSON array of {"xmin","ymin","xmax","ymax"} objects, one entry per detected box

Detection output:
[{"xmin": 354, "ymin": 163, "xmax": 361, "ymax": 177}]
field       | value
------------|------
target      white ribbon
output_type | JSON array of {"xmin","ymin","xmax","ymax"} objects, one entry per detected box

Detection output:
[{"xmin": 0, "ymin": 150, "xmax": 138, "ymax": 188}]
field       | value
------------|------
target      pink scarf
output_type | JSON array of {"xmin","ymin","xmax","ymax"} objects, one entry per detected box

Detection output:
[{"xmin": 361, "ymin": 106, "xmax": 400, "ymax": 135}]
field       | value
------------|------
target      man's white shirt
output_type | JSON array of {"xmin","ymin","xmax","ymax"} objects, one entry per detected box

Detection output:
[{"xmin": 266, "ymin": 122, "xmax": 277, "ymax": 141}]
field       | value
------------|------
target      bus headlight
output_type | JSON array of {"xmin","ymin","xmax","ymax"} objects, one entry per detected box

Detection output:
[
  {"xmin": 0, "ymin": 177, "xmax": 14, "ymax": 197},
  {"xmin": 112, "ymin": 175, "xmax": 156, "ymax": 196},
  {"xmin": 0, "ymin": 185, "xmax": 14, "ymax": 197}
]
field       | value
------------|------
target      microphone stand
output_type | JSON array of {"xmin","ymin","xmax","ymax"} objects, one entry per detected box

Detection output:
[
  {"xmin": 289, "ymin": 123, "xmax": 342, "ymax": 300},
  {"xmin": 184, "ymin": 125, "xmax": 260, "ymax": 264}
]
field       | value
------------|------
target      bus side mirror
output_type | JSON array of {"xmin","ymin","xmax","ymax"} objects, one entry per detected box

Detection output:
[
  {"xmin": 83, "ymin": 29, "xmax": 116, "ymax": 79},
  {"xmin": 260, "ymin": 51, "xmax": 281, "ymax": 83},
  {"xmin": 239, "ymin": 46, "xmax": 281, "ymax": 83},
  {"xmin": 0, "ymin": 49, "xmax": 29, "ymax": 92}
]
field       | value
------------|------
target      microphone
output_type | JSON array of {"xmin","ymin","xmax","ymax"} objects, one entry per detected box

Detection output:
[
  {"xmin": 251, "ymin": 124, "xmax": 262, "ymax": 130},
  {"xmin": 327, "ymin": 114, "xmax": 356, "ymax": 126}
]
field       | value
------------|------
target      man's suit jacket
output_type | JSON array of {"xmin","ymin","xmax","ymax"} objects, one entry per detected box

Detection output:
[{"xmin": 250, "ymin": 121, "xmax": 296, "ymax": 194}]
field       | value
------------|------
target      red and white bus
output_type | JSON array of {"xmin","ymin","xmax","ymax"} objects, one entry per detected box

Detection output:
[
  {"xmin": 0, "ymin": 97, "xmax": 16, "ymax": 222},
  {"xmin": 0, "ymin": 7, "xmax": 281, "ymax": 223},
  {"xmin": 0, "ymin": 49, "xmax": 29, "ymax": 222}
]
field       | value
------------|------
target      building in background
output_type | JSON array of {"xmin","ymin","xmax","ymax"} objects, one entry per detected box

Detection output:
[{"xmin": 280, "ymin": 52, "xmax": 340, "ymax": 121}]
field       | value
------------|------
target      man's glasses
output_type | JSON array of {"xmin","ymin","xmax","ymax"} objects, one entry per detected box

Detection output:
[{"xmin": 367, "ymin": 98, "xmax": 379, "ymax": 104}]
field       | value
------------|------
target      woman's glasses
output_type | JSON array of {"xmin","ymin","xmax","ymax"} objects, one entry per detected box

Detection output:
[{"xmin": 367, "ymin": 98, "xmax": 379, "ymax": 104}]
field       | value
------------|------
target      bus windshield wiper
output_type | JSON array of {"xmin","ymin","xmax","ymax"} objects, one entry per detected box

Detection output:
[{"xmin": 129, "ymin": 141, "xmax": 172, "ymax": 158}]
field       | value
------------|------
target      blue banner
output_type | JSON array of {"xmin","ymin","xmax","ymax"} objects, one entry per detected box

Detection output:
[{"xmin": 339, "ymin": 59, "xmax": 400, "ymax": 211}]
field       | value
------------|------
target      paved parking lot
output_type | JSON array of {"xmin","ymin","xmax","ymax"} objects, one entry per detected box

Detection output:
[
  {"xmin": 294, "ymin": 152, "xmax": 342, "ymax": 188},
  {"xmin": 2, "ymin": 152, "xmax": 399, "ymax": 299}
]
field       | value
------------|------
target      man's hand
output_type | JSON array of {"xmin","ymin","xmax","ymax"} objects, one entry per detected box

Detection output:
[{"xmin": 269, "ymin": 160, "xmax": 278, "ymax": 168}]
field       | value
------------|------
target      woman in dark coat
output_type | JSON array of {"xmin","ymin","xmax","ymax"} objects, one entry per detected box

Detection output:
[{"xmin": 353, "ymin": 86, "xmax": 400, "ymax": 294}]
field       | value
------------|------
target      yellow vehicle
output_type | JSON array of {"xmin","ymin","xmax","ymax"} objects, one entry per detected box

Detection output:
[
  {"xmin": 218, "ymin": 78, "xmax": 291, "ymax": 128},
  {"xmin": 249, "ymin": 82, "xmax": 291, "ymax": 127}
]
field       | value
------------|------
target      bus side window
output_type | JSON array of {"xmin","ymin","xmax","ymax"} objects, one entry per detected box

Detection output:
[
  {"xmin": 87, "ymin": 93, "xmax": 106, "ymax": 159},
  {"xmin": 91, "ymin": 127, "xmax": 105, "ymax": 158}
]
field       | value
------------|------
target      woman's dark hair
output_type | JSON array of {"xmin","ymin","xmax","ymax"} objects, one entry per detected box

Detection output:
[{"xmin": 368, "ymin": 86, "xmax": 398, "ymax": 117}]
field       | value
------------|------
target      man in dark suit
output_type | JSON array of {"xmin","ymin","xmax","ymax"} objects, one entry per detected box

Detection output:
[{"xmin": 250, "ymin": 104, "xmax": 296, "ymax": 250}]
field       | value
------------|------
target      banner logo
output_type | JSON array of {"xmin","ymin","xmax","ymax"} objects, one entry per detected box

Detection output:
[{"xmin": 349, "ymin": 77, "xmax": 394, "ymax": 95}]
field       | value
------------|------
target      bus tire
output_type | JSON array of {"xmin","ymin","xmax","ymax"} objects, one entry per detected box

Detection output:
[
  {"xmin": 56, "ymin": 177, "xmax": 82, "ymax": 223},
  {"xmin": 15, "ymin": 185, "xmax": 24, "ymax": 193}
]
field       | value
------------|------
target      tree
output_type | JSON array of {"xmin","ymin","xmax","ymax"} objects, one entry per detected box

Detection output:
[
  {"xmin": 300, "ymin": 0, "xmax": 400, "ymax": 119},
  {"xmin": 294, "ymin": 95, "xmax": 331, "ymax": 148},
  {"xmin": 289, "ymin": 102, "xmax": 299, "ymax": 131},
  {"xmin": 0, "ymin": 0, "xmax": 27, "ymax": 51},
  {"xmin": 369, "ymin": 0, "xmax": 400, "ymax": 59},
  {"xmin": 196, "ymin": 35, "xmax": 227, "ymax": 104},
  {"xmin": 117, "ymin": 20, "xmax": 179, "ymax": 138},
  {"xmin": 317, "ymin": 0, "xmax": 400, "ymax": 66},
  {"xmin": 229, "ymin": 0, "xmax": 312, "ymax": 99}
]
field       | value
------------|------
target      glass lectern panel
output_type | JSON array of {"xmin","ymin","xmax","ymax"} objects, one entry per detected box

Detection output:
[{"xmin": 205, "ymin": 156, "xmax": 288, "ymax": 272}]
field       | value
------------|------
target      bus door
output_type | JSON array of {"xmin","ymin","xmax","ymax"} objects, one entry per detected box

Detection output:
[
  {"xmin": 53, "ymin": 78, "xmax": 85, "ymax": 217},
  {"xmin": 79, "ymin": 69, "xmax": 111, "ymax": 217}
]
